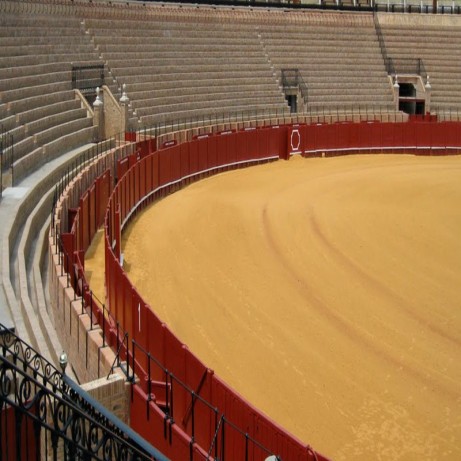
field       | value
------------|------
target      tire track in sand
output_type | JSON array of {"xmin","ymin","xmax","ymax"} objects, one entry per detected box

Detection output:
[{"xmin": 261, "ymin": 204, "xmax": 459, "ymax": 399}]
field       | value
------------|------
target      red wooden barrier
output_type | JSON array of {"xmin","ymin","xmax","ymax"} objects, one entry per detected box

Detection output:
[
  {"xmin": 95, "ymin": 121, "xmax": 461, "ymax": 461},
  {"xmin": 1, "ymin": 405, "xmax": 38, "ymax": 461}
]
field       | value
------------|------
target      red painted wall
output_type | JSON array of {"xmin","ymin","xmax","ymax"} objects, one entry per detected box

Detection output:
[{"xmin": 66, "ymin": 121, "xmax": 460, "ymax": 461}]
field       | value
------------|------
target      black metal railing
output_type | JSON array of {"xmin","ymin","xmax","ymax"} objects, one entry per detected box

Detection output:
[
  {"xmin": 385, "ymin": 57, "xmax": 427, "ymax": 79},
  {"xmin": 0, "ymin": 324, "xmax": 168, "ymax": 461},
  {"xmin": 374, "ymin": 2, "xmax": 461, "ymax": 14},
  {"xmin": 281, "ymin": 69, "xmax": 308, "ymax": 104},
  {"xmin": 72, "ymin": 64, "xmax": 105, "ymax": 99}
]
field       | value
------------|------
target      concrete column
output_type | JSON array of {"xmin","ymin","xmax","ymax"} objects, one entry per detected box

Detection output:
[
  {"xmin": 393, "ymin": 76, "xmax": 400, "ymax": 112},
  {"xmin": 425, "ymin": 75, "xmax": 432, "ymax": 114},
  {"xmin": 120, "ymin": 84, "xmax": 130, "ymax": 133},
  {"xmin": 93, "ymin": 87, "xmax": 104, "ymax": 142}
]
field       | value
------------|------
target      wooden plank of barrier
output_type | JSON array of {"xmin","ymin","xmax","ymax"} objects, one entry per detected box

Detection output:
[
  {"xmin": 268, "ymin": 125, "xmax": 285, "ymax": 158},
  {"xmin": 123, "ymin": 275, "xmax": 133, "ymax": 343},
  {"xmin": 304, "ymin": 123, "xmax": 317, "ymax": 154},
  {"xmin": 114, "ymin": 204, "xmax": 121, "ymax": 263},
  {"xmin": 127, "ymin": 168, "xmax": 134, "ymax": 215},
  {"xmin": 134, "ymin": 162, "xmax": 141, "ymax": 207},
  {"xmin": 89, "ymin": 183, "xmax": 96, "ymax": 243},
  {"xmin": 132, "ymin": 288, "xmax": 148, "ymax": 374},
  {"xmin": 95, "ymin": 170, "xmax": 110, "ymax": 228},
  {"xmin": 180, "ymin": 143, "xmax": 190, "ymax": 179},
  {"xmin": 208, "ymin": 135, "xmax": 218, "ymax": 170},
  {"xmin": 181, "ymin": 350, "xmax": 212, "ymax": 441},
  {"xmin": 152, "ymin": 151, "xmax": 159, "ymax": 191},
  {"xmin": 244, "ymin": 127, "xmax": 257, "ymax": 161},
  {"xmin": 130, "ymin": 386, "xmax": 172, "ymax": 458},
  {"xmin": 189, "ymin": 140, "xmax": 200, "ymax": 177},
  {"xmin": 170, "ymin": 145, "xmax": 181, "ymax": 184},
  {"xmin": 105, "ymin": 240, "xmax": 115, "ymax": 318},
  {"xmin": 117, "ymin": 156, "xmax": 129, "ymax": 183},
  {"xmin": 403, "ymin": 122, "xmax": 416, "ymax": 149},
  {"xmin": 432, "ymin": 122, "xmax": 447, "ymax": 152},
  {"xmin": 197, "ymin": 137, "xmax": 208, "ymax": 173},
  {"xmin": 79, "ymin": 192, "xmax": 90, "ymax": 252},
  {"xmin": 369, "ymin": 122, "xmax": 383, "ymax": 151},
  {"xmin": 381, "ymin": 122, "xmax": 395, "ymax": 151},
  {"xmin": 226, "ymin": 129, "xmax": 238, "ymax": 165},
  {"xmin": 210, "ymin": 377, "xmax": 252, "ymax": 461},
  {"xmin": 145, "ymin": 309, "xmax": 166, "ymax": 382},
  {"xmin": 257, "ymin": 127, "xmax": 269, "ymax": 159},
  {"xmin": 158, "ymin": 148, "xmax": 172, "ymax": 187},
  {"xmin": 113, "ymin": 260, "xmax": 123, "ymax": 328},
  {"xmin": 139, "ymin": 160, "xmax": 147, "ymax": 201},
  {"xmin": 393, "ymin": 122, "xmax": 405, "ymax": 150},
  {"xmin": 145, "ymin": 155, "xmax": 153, "ymax": 194}
]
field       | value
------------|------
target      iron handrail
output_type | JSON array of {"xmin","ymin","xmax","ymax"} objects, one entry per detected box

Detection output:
[{"xmin": 0, "ymin": 323, "xmax": 169, "ymax": 461}]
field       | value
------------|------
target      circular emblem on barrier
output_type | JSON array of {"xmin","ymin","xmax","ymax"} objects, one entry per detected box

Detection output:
[{"xmin": 291, "ymin": 129, "xmax": 301, "ymax": 153}]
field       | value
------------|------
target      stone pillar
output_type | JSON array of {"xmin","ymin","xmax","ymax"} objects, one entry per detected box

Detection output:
[
  {"xmin": 393, "ymin": 76, "xmax": 400, "ymax": 112},
  {"xmin": 425, "ymin": 75, "xmax": 432, "ymax": 114},
  {"xmin": 119, "ymin": 84, "xmax": 130, "ymax": 133},
  {"xmin": 93, "ymin": 87, "xmax": 104, "ymax": 142}
]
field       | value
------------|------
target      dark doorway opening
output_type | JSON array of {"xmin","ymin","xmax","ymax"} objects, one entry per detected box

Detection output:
[
  {"xmin": 399, "ymin": 83, "xmax": 416, "ymax": 98},
  {"xmin": 285, "ymin": 94, "xmax": 297, "ymax": 114}
]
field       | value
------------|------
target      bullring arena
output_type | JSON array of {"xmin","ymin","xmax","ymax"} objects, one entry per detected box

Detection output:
[{"xmin": 1, "ymin": 1, "xmax": 461, "ymax": 461}]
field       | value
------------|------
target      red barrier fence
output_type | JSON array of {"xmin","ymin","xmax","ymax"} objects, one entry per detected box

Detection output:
[
  {"xmin": 287, "ymin": 120, "xmax": 461, "ymax": 157},
  {"xmin": 60, "ymin": 120, "xmax": 460, "ymax": 461}
]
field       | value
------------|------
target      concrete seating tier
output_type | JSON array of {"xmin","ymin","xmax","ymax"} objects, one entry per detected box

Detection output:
[
  {"xmin": 112, "ymin": 64, "xmax": 275, "ymax": 79},
  {"xmin": 130, "ymin": 84, "xmax": 282, "ymax": 101},
  {"xmin": 0, "ymin": 54, "xmax": 102, "ymax": 69},
  {"xmin": 106, "ymin": 56, "xmax": 270, "ymax": 69},
  {"xmin": 7, "ymin": 91, "xmax": 76, "ymax": 117},
  {"xmin": 100, "ymin": 49, "xmax": 266, "ymax": 61},
  {"xmin": 378, "ymin": 13, "xmax": 461, "ymax": 109},
  {"xmin": 0, "ymin": 35, "xmax": 94, "ymax": 47},
  {"xmin": 125, "ymin": 77, "xmax": 278, "ymax": 94},
  {"xmin": 86, "ymin": 14, "xmax": 288, "ymax": 122},
  {"xmin": 135, "ymin": 95, "xmax": 286, "ymax": 118},
  {"xmin": 132, "ymin": 90, "xmax": 285, "ymax": 112},
  {"xmin": 0, "ymin": 11, "xmax": 100, "ymax": 187},
  {"xmin": 120, "ymin": 72, "xmax": 278, "ymax": 86},
  {"xmin": 0, "ymin": 71, "xmax": 71, "ymax": 92},
  {"xmin": 139, "ymin": 103, "xmax": 289, "ymax": 127},
  {"xmin": 259, "ymin": 15, "xmax": 394, "ymax": 111}
]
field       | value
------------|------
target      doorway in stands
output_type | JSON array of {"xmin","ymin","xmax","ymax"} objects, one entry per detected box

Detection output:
[
  {"xmin": 285, "ymin": 93, "xmax": 298, "ymax": 114},
  {"xmin": 394, "ymin": 75, "xmax": 431, "ymax": 116}
]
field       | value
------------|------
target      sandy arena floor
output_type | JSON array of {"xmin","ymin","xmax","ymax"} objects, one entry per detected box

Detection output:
[{"xmin": 86, "ymin": 154, "xmax": 461, "ymax": 460}]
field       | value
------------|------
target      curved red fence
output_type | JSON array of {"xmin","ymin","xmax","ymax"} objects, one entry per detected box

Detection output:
[{"xmin": 61, "ymin": 119, "xmax": 460, "ymax": 461}]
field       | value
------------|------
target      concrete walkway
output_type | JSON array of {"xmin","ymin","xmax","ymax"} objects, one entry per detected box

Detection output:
[{"xmin": 0, "ymin": 144, "xmax": 95, "ymax": 360}]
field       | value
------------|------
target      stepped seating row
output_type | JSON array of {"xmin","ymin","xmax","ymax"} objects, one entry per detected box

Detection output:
[
  {"xmin": 87, "ymin": 15, "xmax": 288, "ymax": 124},
  {"xmin": 0, "ymin": 12, "xmax": 101, "ymax": 188},
  {"xmin": 379, "ymin": 15, "xmax": 461, "ymax": 109},
  {"xmin": 139, "ymin": 103, "xmax": 289, "ymax": 127},
  {"xmin": 135, "ymin": 95, "xmax": 285, "ymax": 118},
  {"xmin": 130, "ymin": 84, "xmax": 281, "ymax": 101},
  {"xmin": 260, "ymin": 17, "xmax": 395, "ymax": 110}
]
